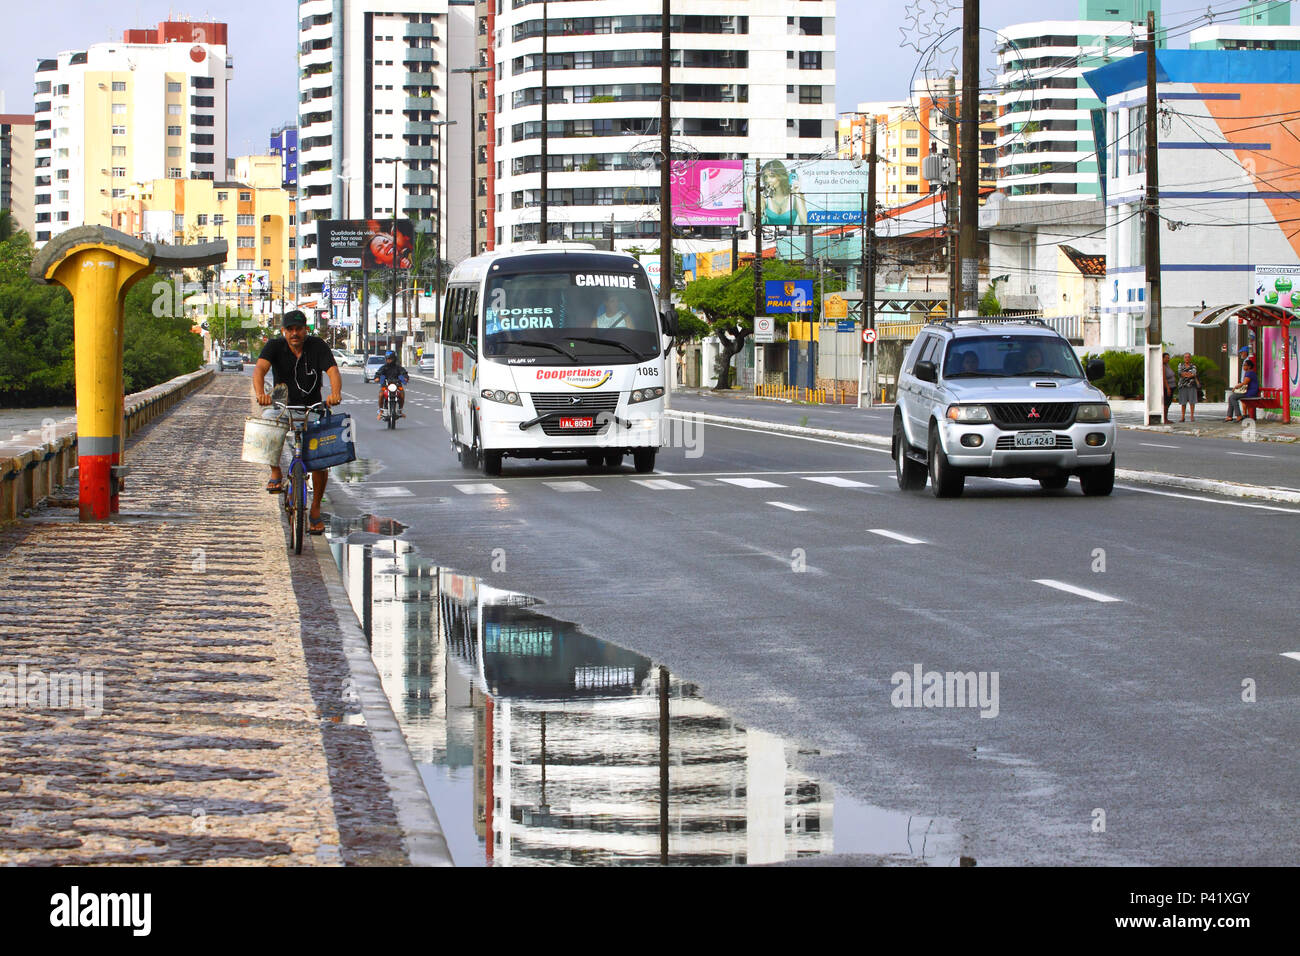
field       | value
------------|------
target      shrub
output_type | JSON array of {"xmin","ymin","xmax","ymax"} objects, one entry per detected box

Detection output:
[{"xmin": 1083, "ymin": 350, "xmax": 1226, "ymax": 400}]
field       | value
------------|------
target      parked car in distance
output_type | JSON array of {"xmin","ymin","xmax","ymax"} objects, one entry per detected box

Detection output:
[
  {"xmin": 332, "ymin": 348, "xmax": 361, "ymax": 367},
  {"xmin": 219, "ymin": 350, "xmax": 244, "ymax": 371},
  {"xmin": 362, "ymin": 354, "xmax": 387, "ymax": 382},
  {"xmin": 417, "ymin": 354, "xmax": 437, "ymax": 373}
]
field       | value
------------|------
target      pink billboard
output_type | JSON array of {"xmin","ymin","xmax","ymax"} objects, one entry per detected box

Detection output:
[{"xmin": 671, "ymin": 160, "xmax": 744, "ymax": 226}]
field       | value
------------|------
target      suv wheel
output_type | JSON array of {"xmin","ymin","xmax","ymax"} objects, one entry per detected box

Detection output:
[
  {"xmin": 1079, "ymin": 455, "xmax": 1115, "ymax": 497},
  {"xmin": 1038, "ymin": 474, "xmax": 1069, "ymax": 491},
  {"xmin": 928, "ymin": 426, "xmax": 964, "ymax": 498},
  {"xmin": 893, "ymin": 415, "xmax": 926, "ymax": 491}
]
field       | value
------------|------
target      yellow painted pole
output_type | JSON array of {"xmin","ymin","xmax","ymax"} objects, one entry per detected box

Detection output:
[{"xmin": 45, "ymin": 245, "xmax": 153, "ymax": 520}]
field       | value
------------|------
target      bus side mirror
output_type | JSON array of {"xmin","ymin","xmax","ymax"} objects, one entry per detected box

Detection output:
[{"xmin": 660, "ymin": 307, "xmax": 679, "ymax": 337}]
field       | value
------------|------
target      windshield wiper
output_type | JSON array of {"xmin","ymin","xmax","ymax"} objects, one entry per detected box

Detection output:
[
  {"xmin": 501, "ymin": 338, "xmax": 578, "ymax": 361},
  {"xmin": 564, "ymin": 335, "xmax": 644, "ymax": 358}
]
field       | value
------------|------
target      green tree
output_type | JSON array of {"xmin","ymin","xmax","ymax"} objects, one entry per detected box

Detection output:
[
  {"xmin": 0, "ymin": 231, "xmax": 75, "ymax": 405},
  {"xmin": 978, "ymin": 280, "xmax": 1002, "ymax": 316}
]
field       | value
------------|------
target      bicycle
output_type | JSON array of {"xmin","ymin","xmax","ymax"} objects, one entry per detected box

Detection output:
[{"xmin": 273, "ymin": 401, "xmax": 328, "ymax": 554}]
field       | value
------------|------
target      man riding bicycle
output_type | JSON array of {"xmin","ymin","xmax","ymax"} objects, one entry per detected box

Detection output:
[
  {"xmin": 375, "ymin": 350, "xmax": 409, "ymax": 420},
  {"xmin": 252, "ymin": 310, "xmax": 342, "ymax": 534}
]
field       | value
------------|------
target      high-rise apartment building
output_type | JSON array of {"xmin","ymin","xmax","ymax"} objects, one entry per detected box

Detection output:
[
  {"xmin": 489, "ymin": 1, "xmax": 837, "ymax": 248},
  {"xmin": 32, "ymin": 20, "xmax": 233, "ymax": 245},
  {"xmin": 1, "ymin": 114, "xmax": 35, "ymax": 236},
  {"xmin": 1190, "ymin": 0, "xmax": 1298, "ymax": 50},
  {"xmin": 993, "ymin": 2, "xmax": 1159, "ymax": 200},
  {"xmin": 296, "ymin": 0, "xmax": 476, "ymax": 297},
  {"xmin": 270, "ymin": 124, "xmax": 299, "ymax": 190}
]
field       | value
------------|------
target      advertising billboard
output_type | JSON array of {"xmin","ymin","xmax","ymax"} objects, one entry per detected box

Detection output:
[
  {"xmin": 671, "ymin": 160, "xmax": 745, "ymax": 226},
  {"xmin": 765, "ymin": 279, "xmax": 813, "ymax": 314},
  {"xmin": 318, "ymin": 218, "xmax": 415, "ymax": 271},
  {"xmin": 745, "ymin": 160, "xmax": 868, "ymax": 226}
]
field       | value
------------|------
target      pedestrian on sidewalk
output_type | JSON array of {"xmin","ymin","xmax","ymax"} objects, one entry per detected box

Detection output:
[
  {"xmin": 1176, "ymin": 352, "xmax": 1200, "ymax": 422},
  {"xmin": 1224, "ymin": 359, "xmax": 1260, "ymax": 422},
  {"xmin": 1162, "ymin": 353, "xmax": 1176, "ymax": 422}
]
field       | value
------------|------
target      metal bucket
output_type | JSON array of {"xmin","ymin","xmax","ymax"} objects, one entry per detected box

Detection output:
[{"xmin": 241, "ymin": 415, "xmax": 288, "ymax": 466}]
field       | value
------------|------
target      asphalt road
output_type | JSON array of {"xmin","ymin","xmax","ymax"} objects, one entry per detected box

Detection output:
[{"xmin": 323, "ymin": 369, "xmax": 1300, "ymax": 866}]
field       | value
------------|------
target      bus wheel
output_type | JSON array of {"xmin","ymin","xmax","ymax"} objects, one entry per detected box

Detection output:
[
  {"xmin": 585, "ymin": 454, "xmax": 603, "ymax": 471},
  {"xmin": 482, "ymin": 451, "xmax": 503, "ymax": 477},
  {"xmin": 603, "ymin": 453, "xmax": 623, "ymax": 470},
  {"xmin": 633, "ymin": 448, "xmax": 656, "ymax": 473}
]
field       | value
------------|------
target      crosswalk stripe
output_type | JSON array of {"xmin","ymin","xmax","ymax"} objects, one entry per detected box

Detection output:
[
  {"xmin": 801, "ymin": 476, "xmax": 875, "ymax": 488},
  {"xmin": 767, "ymin": 501, "xmax": 808, "ymax": 512},
  {"xmin": 631, "ymin": 478, "xmax": 693, "ymax": 491},
  {"xmin": 718, "ymin": 477, "xmax": 786, "ymax": 489},
  {"xmin": 370, "ymin": 486, "xmax": 413, "ymax": 498},
  {"xmin": 454, "ymin": 483, "xmax": 507, "ymax": 495},
  {"xmin": 542, "ymin": 481, "xmax": 599, "ymax": 492}
]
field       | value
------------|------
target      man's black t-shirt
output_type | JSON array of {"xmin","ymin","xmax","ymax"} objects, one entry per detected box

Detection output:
[{"xmin": 258, "ymin": 336, "xmax": 337, "ymax": 405}]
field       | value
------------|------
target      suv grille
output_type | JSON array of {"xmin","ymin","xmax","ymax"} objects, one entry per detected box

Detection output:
[
  {"xmin": 989, "ymin": 403, "xmax": 1074, "ymax": 429},
  {"xmin": 529, "ymin": 391, "xmax": 619, "ymax": 437}
]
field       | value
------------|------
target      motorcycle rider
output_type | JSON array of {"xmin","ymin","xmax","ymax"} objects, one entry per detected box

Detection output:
[{"xmin": 376, "ymin": 350, "xmax": 409, "ymax": 420}]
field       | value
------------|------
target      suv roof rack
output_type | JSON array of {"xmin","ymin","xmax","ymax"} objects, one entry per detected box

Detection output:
[{"xmin": 925, "ymin": 316, "xmax": 1051, "ymax": 329}]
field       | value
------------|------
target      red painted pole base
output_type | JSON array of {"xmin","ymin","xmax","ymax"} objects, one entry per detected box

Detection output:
[{"xmin": 78, "ymin": 454, "xmax": 113, "ymax": 522}]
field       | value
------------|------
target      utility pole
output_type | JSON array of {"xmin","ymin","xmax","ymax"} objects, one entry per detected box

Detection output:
[
  {"xmin": 432, "ymin": 119, "xmax": 456, "ymax": 378},
  {"xmin": 753, "ymin": 160, "xmax": 764, "ymax": 317},
  {"xmin": 540, "ymin": 0, "xmax": 549, "ymax": 243},
  {"xmin": 452, "ymin": 66, "xmax": 491, "ymax": 257},
  {"xmin": 947, "ymin": 75, "xmax": 959, "ymax": 316},
  {"xmin": 1143, "ymin": 9, "xmax": 1163, "ymax": 424},
  {"xmin": 659, "ymin": 0, "xmax": 673, "ymax": 406},
  {"xmin": 959, "ymin": 0, "xmax": 980, "ymax": 314},
  {"xmin": 391, "ymin": 158, "xmax": 400, "ymax": 354},
  {"xmin": 859, "ymin": 119, "xmax": 877, "ymax": 409}
]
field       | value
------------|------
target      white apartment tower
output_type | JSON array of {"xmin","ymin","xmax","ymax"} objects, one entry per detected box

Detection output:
[
  {"xmin": 32, "ymin": 20, "xmax": 233, "ymax": 245},
  {"xmin": 490, "ymin": 0, "xmax": 837, "ymax": 248},
  {"xmin": 296, "ymin": 0, "xmax": 477, "ymax": 296}
]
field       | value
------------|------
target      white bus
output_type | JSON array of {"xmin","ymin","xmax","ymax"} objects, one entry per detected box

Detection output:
[{"xmin": 440, "ymin": 244, "xmax": 678, "ymax": 476}]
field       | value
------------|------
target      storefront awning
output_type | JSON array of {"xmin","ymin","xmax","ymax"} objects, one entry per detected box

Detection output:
[{"xmin": 1188, "ymin": 303, "xmax": 1295, "ymax": 328}]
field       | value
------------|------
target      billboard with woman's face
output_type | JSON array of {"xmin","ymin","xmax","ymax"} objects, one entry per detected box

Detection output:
[{"xmin": 318, "ymin": 219, "xmax": 415, "ymax": 270}]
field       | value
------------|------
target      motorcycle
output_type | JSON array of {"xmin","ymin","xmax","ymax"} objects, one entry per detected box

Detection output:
[{"xmin": 383, "ymin": 382, "xmax": 401, "ymax": 430}]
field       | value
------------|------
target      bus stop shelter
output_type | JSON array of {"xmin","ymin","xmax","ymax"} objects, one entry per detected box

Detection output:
[{"xmin": 1189, "ymin": 302, "xmax": 1294, "ymax": 424}]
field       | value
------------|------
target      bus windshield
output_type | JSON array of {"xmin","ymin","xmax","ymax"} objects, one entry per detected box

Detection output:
[{"xmin": 483, "ymin": 268, "xmax": 661, "ymax": 363}]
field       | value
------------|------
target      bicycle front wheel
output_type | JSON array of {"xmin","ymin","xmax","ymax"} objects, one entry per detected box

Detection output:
[{"xmin": 291, "ymin": 464, "xmax": 306, "ymax": 554}]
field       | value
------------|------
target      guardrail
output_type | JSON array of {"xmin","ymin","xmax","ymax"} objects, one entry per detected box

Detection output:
[
  {"xmin": 0, "ymin": 367, "xmax": 214, "ymax": 521},
  {"xmin": 755, "ymin": 384, "xmax": 855, "ymax": 404}
]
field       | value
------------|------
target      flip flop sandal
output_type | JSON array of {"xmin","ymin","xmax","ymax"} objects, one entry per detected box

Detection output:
[
  {"xmin": 266, "ymin": 478, "xmax": 283, "ymax": 493},
  {"xmin": 308, "ymin": 517, "xmax": 326, "ymax": 535}
]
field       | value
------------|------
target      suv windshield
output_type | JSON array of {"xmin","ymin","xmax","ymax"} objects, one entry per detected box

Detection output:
[
  {"xmin": 483, "ymin": 269, "xmax": 660, "ymax": 363},
  {"xmin": 943, "ymin": 335, "xmax": 1083, "ymax": 379}
]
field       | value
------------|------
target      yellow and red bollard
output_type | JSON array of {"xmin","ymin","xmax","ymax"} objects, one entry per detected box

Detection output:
[{"xmin": 32, "ymin": 226, "xmax": 227, "ymax": 521}]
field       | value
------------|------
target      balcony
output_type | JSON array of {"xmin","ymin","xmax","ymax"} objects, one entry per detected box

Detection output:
[
  {"xmin": 402, "ymin": 48, "xmax": 437, "ymax": 65},
  {"xmin": 405, "ymin": 145, "xmax": 434, "ymax": 160},
  {"xmin": 404, "ymin": 72, "xmax": 436, "ymax": 89},
  {"xmin": 405, "ymin": 169, "xmax": 435, "ymax": 185},
  {"xmin": 405, "ymin": 121, "xmax": 433, "ymax": 136},
  {"xmin": 405, "ymin": 23, "xmax": 435, "ymax": 39},
  {"xmin": 402, "ymin": 196, "xmax": 435, "ymax": 210},
  {"xmin": 405, "ymin": 96, "xmax": 436, "ymax": 112}
]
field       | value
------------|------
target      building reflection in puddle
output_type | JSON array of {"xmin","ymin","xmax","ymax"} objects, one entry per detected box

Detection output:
[{"xmin": 325, "ymin": 523, "xmax": 963, "ymax": 867}]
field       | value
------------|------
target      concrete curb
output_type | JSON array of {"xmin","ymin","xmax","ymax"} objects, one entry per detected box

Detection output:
[
  {"xmin": 666, "ymin": 408, "xmax": 1300, "ymax": 505},
  {"xmin": 311, "ymin": 533, "xmax": 455, "ymax": 866}
]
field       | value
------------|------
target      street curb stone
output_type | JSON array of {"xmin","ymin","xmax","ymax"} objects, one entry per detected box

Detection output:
[
  {"xmin": 311, "ymin": 534, "xmax": 454, "ymax": 866},
  {"xmin": 666, "ymin": 409, "xmax": 1300, "ymax": 505}
]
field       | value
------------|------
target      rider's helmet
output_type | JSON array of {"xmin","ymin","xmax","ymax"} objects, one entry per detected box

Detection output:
[{"xmin": 385, "ymin": 350, "xmax": 396, "ymax": 362}]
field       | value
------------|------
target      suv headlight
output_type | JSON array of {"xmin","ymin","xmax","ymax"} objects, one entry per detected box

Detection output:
[
  {"xmin": 946, "ymin": 404, "xmax": 991, "ymax": 422},
  {"xmin": 629, "ymin": 386, "xmax": 665, "ymax": 405},
  {"xmin": 480, "ymin": 388, "xmax": 522, "ymax": 406},
  {"xmin": 1075, "ymin": 403, "xmax": 1112, "ymax": 422}
]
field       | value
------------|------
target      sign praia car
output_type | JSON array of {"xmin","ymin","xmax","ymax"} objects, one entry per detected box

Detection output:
[{"xmin": 765, "ymin": 279, "xmax": 813, "ymax": 314}]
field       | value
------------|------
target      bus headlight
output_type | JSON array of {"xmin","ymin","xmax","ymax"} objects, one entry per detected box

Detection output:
[
  {"xmin": 629, "ymin": 387, "xmax": 665, "ymax": 405},
  {"xmin": 481, "ymin": 388, "xmax": 522, "ymax": 406}
]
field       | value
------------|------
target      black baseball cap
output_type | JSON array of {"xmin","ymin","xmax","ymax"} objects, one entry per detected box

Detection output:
[{"xmin": 282, "ymin": 309, "xmax": 308, "ymax": 328}]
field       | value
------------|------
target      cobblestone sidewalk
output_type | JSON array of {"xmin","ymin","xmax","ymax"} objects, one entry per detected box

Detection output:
[{"xmin": 0, "ymin": 375, "xmax": 411, "ymax": 865}]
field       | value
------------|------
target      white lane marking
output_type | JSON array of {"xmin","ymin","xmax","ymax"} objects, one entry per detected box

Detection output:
[
  {"xmin": 1139, "ymin": 442, "xmax": 1181, "ymax": 449},
  {"xmin": 802, "ymin": 476, "xmax": 876, "ymax": 488},
  {"xmin": 1282, "ymin": 652, "xmax": 1300, "ymax": 663},
  {"xmin": 454, "ymin": 483, "xmax": 507, "ymax": 495},
  {"xmin": 1226, "ymin": 451, "xmax": 1275, "ymax": 459},
  {"xmin": 717, "ymin": 477, "xmax": 786, "ymax": 489},
  {"xmin": 371, "ymin": 468, "xmax": 883, "ymax": 484},
  {"xmin": 542, "ymin": 480, "xmax": 598, "ymax": 492},
  {"xmin": 1116, "ymin": 485, "xmax": 1300, "ymax": 514},
  {"xmin": 868, "ymin": 529, "xmax": 926, "ymax": 545},
  {"xmin": 692, "ymin": 419, "xmax": 892, "ymax": 453},
  {"xmin": 1034, "ymin": 579, "xmax": 1122, "ymax": 603},
  {"xmin": 631, "ymin": 478, "xmax": 693, "ymax": 490},
  {"xmin": 767, "ymin": 501, "xmax": 808, "ymax": 512},
  {"xmin": 370, "ymin": 486, "xmax": 413, "ymax": 498}
]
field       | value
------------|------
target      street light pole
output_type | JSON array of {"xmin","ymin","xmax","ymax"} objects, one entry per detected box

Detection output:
[
  {"xmin": 431, "ymin": 119, "xmax": 457, "ymax": 379},
  {"xmin": 540, "ymin": 0, "xmax": 549, "ymax": 243},
  {"xmin": 452, "ymin": 66, "xmax": 492, "ymax": 258}
]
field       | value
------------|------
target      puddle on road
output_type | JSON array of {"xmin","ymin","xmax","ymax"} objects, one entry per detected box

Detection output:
[
  {"xmin": 324, "ymin": 522, "xmax": 965, "ymax": 867},
  {"xmin": 334, "ymin": 458, "xmax": 381, "ymax": 483}
]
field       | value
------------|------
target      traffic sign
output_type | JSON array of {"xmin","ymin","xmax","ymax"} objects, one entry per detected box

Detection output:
[
  {"xmin": 754, "ymin": 315, "xmax": 775, "ymax": 344},
  {"xmin": 862, "ymin": 328, "xmax": 878, "ymax": 345}
]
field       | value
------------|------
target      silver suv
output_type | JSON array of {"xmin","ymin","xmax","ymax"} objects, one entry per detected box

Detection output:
[{"xmin": 892, "ymin": 319, "xmax": 1116, "ymax": 497}]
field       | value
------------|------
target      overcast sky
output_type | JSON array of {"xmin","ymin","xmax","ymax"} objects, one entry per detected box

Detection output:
[{"xmin": 0, "ymin": 1, "xmax": 1172, "ymax": 155}]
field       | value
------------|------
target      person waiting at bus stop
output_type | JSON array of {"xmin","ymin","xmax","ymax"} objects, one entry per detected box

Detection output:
[
  {"xmin": 253, "ymin": 310, "xmax": 342, "ymax": 534},
  {"xmin": 375, "ymin": 350, "xmax": 409, "ymax": 419}
]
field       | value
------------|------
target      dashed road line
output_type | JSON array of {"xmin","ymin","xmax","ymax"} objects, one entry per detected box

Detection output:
[
  {"xmin": 453, "ymin": 483, "xmax": 507, "ymax": 495},
  {"xmin": 802, "ymin": 476, "xmax": 875, "ymax": 488},
  {"xmin": 370, "ymin": 486, "xmax": 413, "ymax": 498},
  {"xmin": 868, "ymin": 529, "xmax": 926, "ymax": 544},
  {"xmin": 1282, "ymin": 652, "xmax": 1300, "ymax": 663},
  {"xmin": 717, "ymin": 477, "xmax": 786, "ymax": 489},
  {"xmin": 1226, "ymin": 451, "xmax": 1275, "ymax": 459},
  {"xmin": 1139, "ymin": 442, "xmax": 1181, "ymax": 449},
  {"xmin": 1033, "ymin": 579, "xmax": 1122, "ymax": 603},
  {"xmin": 631, "ymin": 478, "xmax": 693, "ymax": 491},
  {"xmin": 542, "ymin": 480, "xmax": 598, "ymax": 492},
  {"xmin": 767, "ymin": 501, "xmax": 808, "ymax": 512}
]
